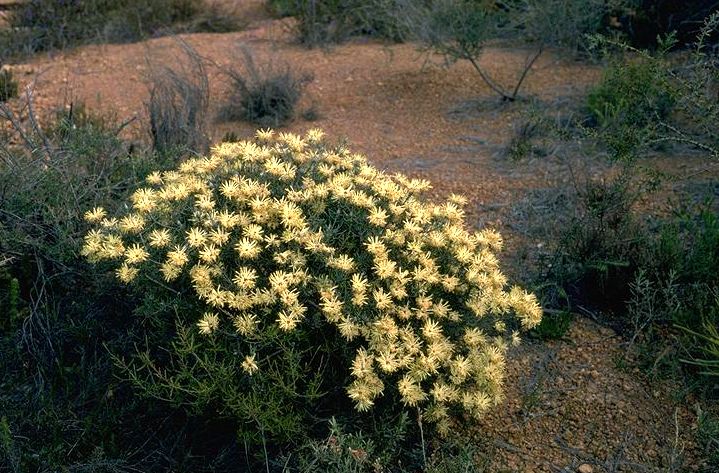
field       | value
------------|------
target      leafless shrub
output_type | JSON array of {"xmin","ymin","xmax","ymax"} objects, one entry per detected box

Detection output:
[
  {"xmin": 218, "ymin": 45, "xmax": 312, "ymax": 127},
  {"xmin": 146, "ymin": 40, "xmax": 209, "ymax": 156}
]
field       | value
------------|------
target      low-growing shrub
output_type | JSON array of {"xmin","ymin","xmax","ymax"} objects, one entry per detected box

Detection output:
[
  {"xmin": 586, "ymin": 51, "xmax": 676, "ymax": 160},
  {"xmin": 0, "ymin": 68, "xmax": 18, "ymax": 102},
  {"xmin": 587, "ymin": 14, "xmax": 719, "ymax": 161},
  {"xmin": 268, "ymin": 0, "xmax": 404, "ymax": 46},
  {"xmin": 83, "ymin": 129, "xmax": 543, "ymax": 452},
  {"xmin": 219, "ymin": 47, "xmax": 311, "ymax": 127},
  {"xmin": 0, "ymin": 97, "xmax": 184, "ymax": 471},
  {"xmin": 146, "ymin": 41, "xmax": 210, "ymax": 156}
]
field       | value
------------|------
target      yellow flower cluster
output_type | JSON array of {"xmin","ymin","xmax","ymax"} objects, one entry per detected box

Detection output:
[{"xmin": 82, "ymin": 128, "xmax": 542, "ymax": 432}]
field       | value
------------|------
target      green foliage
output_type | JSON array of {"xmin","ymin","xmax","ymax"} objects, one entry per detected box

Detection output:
[
  {"xmin": 586, "ymin": 14, "xmax": 719, "ymax": 161},
  {"xmin": 627, "ymin": 203, "xmax": 719, "ymax": 380},
  {"xmin": 0, "ymin": 99, "xmax": 207, "ymax": 472},
  {"xmin": 546, "ymin": 170, "xmax": 655, "ymax": 315},
  {"xmin": 0, "ymin": 0, "xmax": 242, "ymax": 58},
  {"xmin": 531, "ymin": 309, "xmax": 573, "ymax": 340},
  {"xmin": 425, "ymin": 438, "xmax": 488, "ymax": 472},
  {"xmin": 0, "ymin": 69, "xmax": 18, "ymax": 102},
  {"xmin": 586, "ymin": 51, "xmax": 676, "ymax": 160},
  {"xmin": 290, "ymin": 418, "xmax": 385, "ymax": 472},
  {"xmin": 219, "ymin": 47, "xmax": 311, "ymax": 127},
  {"xmin": 696, "ymin": 406, "xmax": 719, "ymax": 467}
]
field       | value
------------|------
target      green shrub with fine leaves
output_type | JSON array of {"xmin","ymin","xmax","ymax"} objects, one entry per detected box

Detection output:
[{"xmin": 83, "ymin": 129, "xmax": 542, "ymax": 450}]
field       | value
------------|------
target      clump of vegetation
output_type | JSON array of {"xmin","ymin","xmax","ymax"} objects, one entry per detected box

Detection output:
[
  {"xmin": 219, "ymin": 46, "xmax": 311, "ymax": 127},
  {"xmin": 146, "ymin": 41, "xmax": 210, "ymax": 156},
  {"xmin": 586, "ymin": 13, "xmax": 719, "ymax": 162},
  {"xmin": 268, "ymin": 0, "xmax": 403, "ymax": 46},
  {"xmin": 508, "ymin": 0, "xmax": 633, "ymax": 52},
  {"xmin": 524, "ymin": 14, "xmax": 719, "ymax": 394},
  {"xmin": 0, "ymin": 67, "xmax": 19, "ymax": 102},
  {"xmin": 0, "ymin": 96, "xmax": 184, "ymax": 471},
  {"xmin": 586, "ymin": 43, "xmax": 676, "ymax": 160},
  {"xmin": 82, "ymin": 128, "xmax": 543, "ymax": 454},
  {"xmin": 0, "ymin": 0, "xmax": 243, "ymax": 58}
]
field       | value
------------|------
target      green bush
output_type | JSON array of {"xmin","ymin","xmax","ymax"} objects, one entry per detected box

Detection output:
[
  {"xmin": 0, "ymin": 99, "xmax": 166, "ymax": 471},
  {"xmin": 83, "ymin": 129, "xmax": 543, "ymax": 451},
  {"xmin": 586, "ymin": 14, "xmax": 719, "ymax": 161},
  {"xmin": 586, "ymin": 52, "xmax": 676, "ymax": 160},
  {"xmin": 627, "ymin": 203, "xmax": 719, "ymax": 378}
]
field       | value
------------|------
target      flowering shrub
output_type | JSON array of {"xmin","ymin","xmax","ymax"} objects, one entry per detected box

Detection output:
[{"xmin": 82, "ymin": 129, "xmax": 541, "ymax": 437}]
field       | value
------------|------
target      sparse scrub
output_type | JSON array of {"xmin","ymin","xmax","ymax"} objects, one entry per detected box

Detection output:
[
  {"xmin": 0, "ymin": 0, "xmax": 243, "ymax": 58},
  {"xmin": 394, "ymin": 0, "xmax": 542, "ymax": 102},
  {"xmin": 146, "ymin": 41, "xmax": 210, "ymax": 156},
  {"xmin": 219, "ymin": 46, "xmax": 311, "ymax": 127},
  {"xmin": 507, "ymin": 0, "xmax": 633, "ymax": 52},
  {"xmin": 268, "ymin": 0, "xmax": 404, "ymax": 46},
  {"xmin": 82, "ymin": 128, "xmax": 543, "ymax": 457},
  {"xmin": 586, "ymin": 13, "xmax": 719, "ymax": 161},
  {"xmin": 0, "ymin": 96, "xmax": 183, "ymax": 471}
]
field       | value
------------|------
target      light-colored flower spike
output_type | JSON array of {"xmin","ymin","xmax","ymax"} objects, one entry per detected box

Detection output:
[{"xmin": 82, "ymin": 128, "xmax": 542, "ymax": 430}]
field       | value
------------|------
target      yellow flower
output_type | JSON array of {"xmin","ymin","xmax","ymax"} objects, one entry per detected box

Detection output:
[
  {"xmin": 233, "ymin": 267, "xmax": 258, "ymax": 290},
  {"xmin": 398, "ymin": 374, "xmax": 427, "ymax": 407},
  {"xmin": 186, "ymin": 227, "xmax": 207, "ymax": 248},
  {"xmin": 118, "ymin": 214, "xmax": 145, "ymax": 234},
  {"xmin": 337, "ymin": 317, "xmax": 360, "ymax": 341},
  {"xmin": 235, "ymin": 238, "xmax": 261, "ymax": 260},
  {"xmin": 241, "ymin": 354, "xmax": 259, "ymax": 375},
  {"xmin": 351, "ymin": 348, "xmax": 374, "ymax": 378},
  {"xmin": 124, "ymin": 243, "xmax": 149, "ymax": 265},
  {"xmin": 368, "ymin": 206, "xmax": 388, "ymax": 227},
  {"xmin": 328, "ymin": 254, "xmax": 355, "ymax": 272},
  {"xmin": 242, "ymin": 224, "xmax": 264, "ymax": 241},
  {"xmin": 277, "ymin": 310, "xmax": 301, "ymax": 331},
  {"xmin": 255, "ymin": 128, "xmax": 274, "ymax": 141},
  {"xmin": 197, "ymin": 312, "xmax": 219, "ymax": 335},
  {"xmin": 373, "ymin": 288, "xmax": 393, "ymax": 311},
  {"xmin": 166, "ymin": 246, "xmax": 189, "ymax": 268},
  {"xmin": 199, "ymin": 244, "xmax": 220, "ymax": 263},
  {"xmin": 233, "ymin": 313, "xmax": 258, "ymax": 336},
  {"xmin": 305, "ymin": 128, "xmax": 325, "ymax": 143},
  {"xmin": 209, "ymin": 228, "xmax": 230, "ymax": 246},
  {"xmin": 84, "ymin": 207, "xmax": 106, "ymax": 223},
  {"xmin": 116, "ymin": 263, "xmax": 139, "ymax": 283},
  {"xmin": 148, "ymin": 229, "xmax": 172, "ymax": 248},
  {"xmin": 160, "ymin": 262, "xmax": 182, "ymax": 281},
  {"xmin": 146, "ymin": 171, "xmax": 163, "ymax": 185}
]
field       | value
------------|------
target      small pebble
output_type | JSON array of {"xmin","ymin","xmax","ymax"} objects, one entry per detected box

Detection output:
[{"xmin": 578, "ymin": 464, "xmax": 593, "ymax": 473}]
